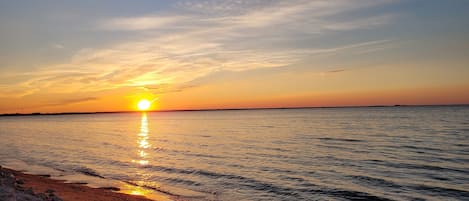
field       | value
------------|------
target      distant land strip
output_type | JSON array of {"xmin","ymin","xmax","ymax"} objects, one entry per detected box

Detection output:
[{"xmin": 1, "ymin": 104, "xmax": 468, "ymax": 117}]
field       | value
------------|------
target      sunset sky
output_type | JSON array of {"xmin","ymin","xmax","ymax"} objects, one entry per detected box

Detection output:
[{"xmin": 1, "ymin": 0, "xmax": 468, "ymax": 113}]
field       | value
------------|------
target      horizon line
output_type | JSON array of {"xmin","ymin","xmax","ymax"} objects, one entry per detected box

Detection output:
[{"xmin": 1, "ymin": 103, "xmax": 468, "ymax": 117}]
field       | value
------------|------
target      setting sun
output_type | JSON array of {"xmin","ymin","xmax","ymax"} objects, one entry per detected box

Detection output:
[{"xmin": 137, "ymin": 99, "xmax": 151, "ymax": 111}]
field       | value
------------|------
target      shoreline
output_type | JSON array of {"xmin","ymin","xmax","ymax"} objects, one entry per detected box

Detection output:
[{"xmin": 0, "ymin": 166, "xmax": 171, "ymax": 201}]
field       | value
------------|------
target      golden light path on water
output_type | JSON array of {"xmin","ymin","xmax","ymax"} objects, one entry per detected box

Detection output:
[
  {"xmin": 123, "ymin": 113, "xmax": 206, "ymax": 200},
  {"xmin": 137, "ymin": 112, "xmax": 150, "ymax": 166},
  {"xmin": 124, "ymin": 112, "xmax": 169, "ymax": 200}
]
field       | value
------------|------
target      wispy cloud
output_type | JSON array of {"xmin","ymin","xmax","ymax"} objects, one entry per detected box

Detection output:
[
  {"xmin": 327, "ymin": 69, "xmax": 346, "ymax": 73},
  {"xmin": 51, "ymin": 43, "xmax": 65, "ymax": 49},
  {"xmin": 99, "ymin": 15, "xmax": 186, "ymax": 31},
  {"xmin": 143, "ymin": 83, "xmax": 198, "ymax": 94},
  {"xmin": 323, "ymin": 14, "xmax": 396, "ymax": 31}
]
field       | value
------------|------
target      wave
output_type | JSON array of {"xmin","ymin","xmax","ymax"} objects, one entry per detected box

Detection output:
[
  {"xmin": 365, "ymin": 159, "xmax": 469, "ymax": 174},
  {"xmin": 124, "ymin": 181, "xmax": 179, "ymax": 197},
  {"xmin": 123, "ymin": 180, "xmax": 206, "ymax": 199},
  {"xmin": 410, "ymin": 184, "xmax": 469, "ymax": 198},
  {"xmin": 349, "ymin": 173, "xmax": 469, "ymax": 199},
  {"xmin": 318, "ymin": 137, "xmax": 365, "ymax": 142},
  {"xmin": 399, "ymin": 145, "xmax": 444, "ymax": 152},
  {"xmin": 142, "ymin": 164, "xmax": 392, "ymax": 200},
  {"xmin": 73, "ymin": 166, "xmax": 105, "ymax": 178},
  {"xmin": 347, "ymin": 175, "xmax": 402, "ymax": 188},
  {"xmin": 163, "ymin": 177, "xmax": 202, "ymax": 186}
]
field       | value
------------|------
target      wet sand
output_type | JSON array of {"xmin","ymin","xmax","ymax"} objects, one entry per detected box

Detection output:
[{"xmin": 0, "ymin": 166, "xmax": 161, "ymax": 201}]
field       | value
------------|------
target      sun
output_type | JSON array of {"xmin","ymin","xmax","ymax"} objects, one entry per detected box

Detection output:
[{"xmin": 137, "ymin": 99, "xmax": 151, "ymax": 111}]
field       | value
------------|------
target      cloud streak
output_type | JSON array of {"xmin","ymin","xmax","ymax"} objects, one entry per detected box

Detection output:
[{"xmin": 99, "ymin": 15, "xmax": 187, "ymax": 31}]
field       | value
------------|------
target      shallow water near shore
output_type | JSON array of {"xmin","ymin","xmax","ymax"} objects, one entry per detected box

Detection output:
[{"xmin": 0, "ymin": 106, "xmax": 468, "ymax": 200}]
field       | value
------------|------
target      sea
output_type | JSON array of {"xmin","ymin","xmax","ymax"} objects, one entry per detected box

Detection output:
[{"xmin": 0, "ymin": 106, "xmax": 468, "ymax": 201}]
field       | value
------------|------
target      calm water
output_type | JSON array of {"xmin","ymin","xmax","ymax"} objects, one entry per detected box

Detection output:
[{"xmin": 0, "ymin": 107, "xmax": 468, "ymax": 200}]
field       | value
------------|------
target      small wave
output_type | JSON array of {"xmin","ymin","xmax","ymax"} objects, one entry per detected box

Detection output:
[
  {"xmin": 322, "ymin": 189, "xmax": 393, "ymax": 201},
  {"xmin": 164, "ymin": 149, "xmax": 223, "ymax": 159},
  {"xmin": 246, "ymin": 152, "xmax": 296, "ymax": 160},
  {"xmin": 124, "ymin": 181, "xmax": 179, "ymax": 197},
  {"xmin": 365, "ymin": 160, "xmax": 469, "ymax": 174},
  {"xmin": 396, "ymin": 163, "xmax": 468, "ymax": 174},
  {"xmin": 73, "ymin": 166, "xmax": 104, "ymax": 178},
  {"xmin": 124, "ymin": 181, "xmax": 206, "ymax": 199},
  {"xmin": 101, "ymin": 142, "xmax": 127, "ymax": 150},
  {"xmin": 298, "ymin": 183, "xmax": 392, "ymax": 200},
  {"xmin": 318, "ymin": 137, "xmax": 364, "ymax": 142},
  {"xmin": 453, "ymin": 143, "xmax": 468, "ymax": 147},
  {"xmin": 411, "ymin": 184, "xmax": 469, "ymax": 198},
  {"xmin": 278, "ymin": 175, "xmax": 306, "ymax": 182},
  {"xmin": 399, "ymin": 145, "xmax": 444, "ymax": 152},
  {"xmin": 163, "ymin": 177, "xmax": 202, "ymax": 186},
  {"xmin": 347, "ymin": 175, "xmax": 402, "ymax": 188},
  {"xmin": 316, "ymin": 144, "xmax": 368, "ymax": 153},
  {"xmin": 429, "ymin": 175, "xmax": 450, "ymax": 181}
]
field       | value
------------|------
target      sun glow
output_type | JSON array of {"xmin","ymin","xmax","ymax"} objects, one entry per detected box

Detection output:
[{"xmin": 137, "ymin": 99, "xmax": 151, "ymax": 111}]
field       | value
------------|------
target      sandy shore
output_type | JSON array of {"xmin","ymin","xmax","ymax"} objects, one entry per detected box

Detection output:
[{"xmin": 0, "ymin": 166, "xmax": 160, "ymax": 201}]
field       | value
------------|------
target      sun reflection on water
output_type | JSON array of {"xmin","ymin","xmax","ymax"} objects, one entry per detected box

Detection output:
[
  {"xmin": 121, "ymin": 183, "xmax": 172, "ymax": 201},
  {"xmin": 132, "ymin": 112, "xmax": 150, "ymax": 166},
  {"xmin": 130, "ymin": 188, "xmax": 144, "ymax": 196},
  {"xmin": 124, "ymin": 113, "xmax": 172, "ymax": 201}
]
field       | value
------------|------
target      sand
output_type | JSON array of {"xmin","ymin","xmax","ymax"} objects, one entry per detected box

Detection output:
[{"xmin": 0, "ymin": 166, "xmax": 160, "ymax": 201}]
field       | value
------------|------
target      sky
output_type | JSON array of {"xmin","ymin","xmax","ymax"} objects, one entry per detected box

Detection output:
[{"xmin": 0, "ymin": 0, "xmax": 468, "ymax": 113}]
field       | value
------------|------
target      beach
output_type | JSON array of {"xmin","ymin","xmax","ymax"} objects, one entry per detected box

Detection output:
[{"xmin": 0, "ymin": 166, "xmax": 159, "ymax": 201}]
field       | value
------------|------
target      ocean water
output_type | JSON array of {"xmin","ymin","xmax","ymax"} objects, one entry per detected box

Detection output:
[{"xmin": 0, "ymin": 106, "xmax": 468, "ymax": 201}]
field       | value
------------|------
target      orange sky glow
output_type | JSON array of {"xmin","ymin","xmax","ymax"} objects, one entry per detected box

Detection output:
[{"xmin": 1, "ymin": 1, "xmax": 468, "ymax": 113}]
